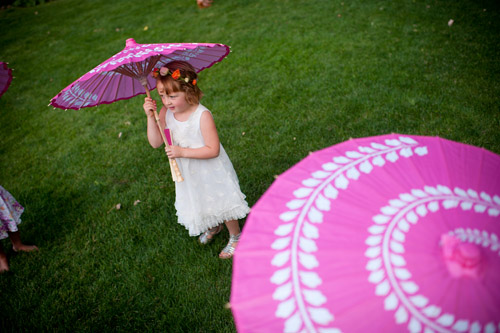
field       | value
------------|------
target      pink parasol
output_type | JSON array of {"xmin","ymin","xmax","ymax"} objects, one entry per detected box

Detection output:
[
  {"xmin": 50, "ymin": 38, "xmax": 230, "ymax": 182},
  {"xmin": 0, "ymin": 62, "xmax": 13, "ymax": 98},
  {"xmin": 231, "ymin": 134, "xmax": 500, "ymax": 332},
  {"xmin": 49, "ymin": 38, "xmax": 229, "ymax": 110}
]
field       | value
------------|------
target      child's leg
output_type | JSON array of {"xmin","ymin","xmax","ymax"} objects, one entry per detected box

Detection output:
[
  {"xmin": 8, "ymin": 231, "xmax": 38, "ymax": 252},
  {"xmin": 224, "ymin": 219, "xmax": 240, "ymax": 236},
  {"xmin": 219, "ymin": 220, "xmax": 241, "ymax": 259},
  {"xmin": 0, "ymin": 243, "xmax": 9, "ymax": 272}
]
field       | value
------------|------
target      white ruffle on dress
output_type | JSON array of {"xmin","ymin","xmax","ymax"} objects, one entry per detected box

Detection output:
[{"xmin": 166, "ymin": 104, "xmax": 250, "ymax": 236}]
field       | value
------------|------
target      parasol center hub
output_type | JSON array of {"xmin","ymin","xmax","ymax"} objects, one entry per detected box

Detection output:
[
  {"xmin": 126, "ymin": 38, "xmax": 137, "ymax": 47},
  {"xmin": 441, "ymin": 234, "xmax": 482, "ymax": 278}
]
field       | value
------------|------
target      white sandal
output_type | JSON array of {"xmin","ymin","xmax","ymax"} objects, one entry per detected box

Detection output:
[
  {"xmin": 199, "ymin": 225, "xmax": 223, "ymax": 244},
  {"xmin": 219, "ymin": 233, "xmax": 241, "ymax": 259}
]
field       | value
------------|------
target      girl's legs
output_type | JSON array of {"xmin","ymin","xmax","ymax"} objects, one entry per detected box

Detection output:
[
  {"xmin": 219, "ymin": 220, "xmax": 241, "ymax": 259},
  {"xmin": 0, "ymin": 232, "xmax": 38, "ymax": 273},
  {"xmin": 224, "ymin": 219, "xmax": 240, "ymax": 236},
  {"xmin": 9, "ymin": 231, "xmax": 38, "ymax": 252},
  {"xmin": 0, "ymin": 243, "xmax": 8, "ymax": 272}
]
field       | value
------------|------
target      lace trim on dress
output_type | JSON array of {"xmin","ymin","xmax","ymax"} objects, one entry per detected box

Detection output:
[{"xmin": 177, "ymin": 205, "xmax": 250, "ymax": 236}]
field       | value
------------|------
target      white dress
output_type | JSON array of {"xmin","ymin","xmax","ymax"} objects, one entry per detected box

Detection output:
[{"xmin": 166, "ymin": 104, "xmax": 250, "ymax": 236}]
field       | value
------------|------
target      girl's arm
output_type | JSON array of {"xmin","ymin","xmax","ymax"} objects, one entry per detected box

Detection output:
[
  {"xmin": 166, "ymin": 111, "xmax": 220, "ymax": 159},
  {"xmin": 144, "ymin": 97, "xmax": 166, "ymax": 148}
]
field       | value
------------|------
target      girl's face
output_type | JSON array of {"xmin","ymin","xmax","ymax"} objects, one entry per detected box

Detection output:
[{"xmin": 157, "ymin": 81, "xmax": 194, "ymax": 114}]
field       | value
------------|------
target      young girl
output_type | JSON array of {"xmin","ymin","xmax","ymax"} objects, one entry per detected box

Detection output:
[
  {"xmin": 0, "ymin": 185, "xmax": 38, "ymax": 272},
  {"xmin": 143, "ymin": 60, "xmax": 250, "ymax": 259}
]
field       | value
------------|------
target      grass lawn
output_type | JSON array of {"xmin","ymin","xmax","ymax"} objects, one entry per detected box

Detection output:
[{"xmin": 0, "ymin": 0, "xmax": 499, "ymax": 331}]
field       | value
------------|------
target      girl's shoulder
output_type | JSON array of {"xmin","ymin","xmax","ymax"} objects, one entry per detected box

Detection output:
[
  {"xmin": 197, "ymin": 103, "xmax": 211, "ymax": 114},
  {"xmin": 194, "ymin": 104, "xmax": 212, "ymax": 120}
]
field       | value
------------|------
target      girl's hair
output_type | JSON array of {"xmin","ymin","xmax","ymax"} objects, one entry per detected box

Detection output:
[{"xmin": 157, "ymin": 61, "xmax": 203, "ymax": 104}]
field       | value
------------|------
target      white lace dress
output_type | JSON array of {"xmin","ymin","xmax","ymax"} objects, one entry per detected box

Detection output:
[{"xmin": 166, "ymin": 104, "xmax": 250, "ymax": 236}]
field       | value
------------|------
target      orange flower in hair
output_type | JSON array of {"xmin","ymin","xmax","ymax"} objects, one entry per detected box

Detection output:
[
  {"xmin": 192, "ymin": 79, "xmax": 197, "ymax": 86},
  {"xmin": 171, "ymin": 69, "xmax": 181, "ymax": 80},
  {"xmin": 151, "ymin": 68, "xmax": 160, "ymax": 78}
]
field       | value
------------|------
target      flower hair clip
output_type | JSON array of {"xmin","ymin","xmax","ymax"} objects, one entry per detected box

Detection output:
[{"xmin": 151, "ymin": 67, "xmax": 197, "ymax": 85}]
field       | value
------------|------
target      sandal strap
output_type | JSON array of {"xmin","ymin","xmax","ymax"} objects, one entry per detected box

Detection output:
[
  {"xmin": 199, "ymin": 225, "xmax": 223, "ymax": 244},
  {"xmin": 221, "ymin": 233, "xmax": 241, "ymax": 255}
]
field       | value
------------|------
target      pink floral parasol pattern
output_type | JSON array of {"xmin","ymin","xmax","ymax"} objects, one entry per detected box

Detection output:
[
  {"xmin": 49, "ymin": 38, "xmax": 229, "ymax": 110},
  {"xmin": 0, "ymin": 62, "xmax": 13, "ymax": 98},
  {"xmin": 231, "ymin": 134, "xmax": 500, "ymax": 333}
]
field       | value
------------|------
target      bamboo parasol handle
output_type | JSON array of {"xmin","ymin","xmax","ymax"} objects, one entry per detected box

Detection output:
[{"xmin": 143, "ymin": 85, "xmax": 184, "ymax": 182}]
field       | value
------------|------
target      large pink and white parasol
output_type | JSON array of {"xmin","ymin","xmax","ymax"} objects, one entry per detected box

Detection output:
[{"xmin": 231, "ymin": 134, "xmax": 500, "ymax": 332}]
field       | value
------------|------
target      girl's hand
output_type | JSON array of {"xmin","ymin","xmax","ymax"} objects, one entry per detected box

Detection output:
[
  {"xmin": 143, "ymin": 97, "xmax": 156, "ymax": 118},
  {"xmin": 165, "ymin": 145, "xmax": 183, "ymax": 159}
]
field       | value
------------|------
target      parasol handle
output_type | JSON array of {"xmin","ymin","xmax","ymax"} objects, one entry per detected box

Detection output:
[{"xmin": 143, "ymin": 85, "xmax": 184, "ymax": 182}]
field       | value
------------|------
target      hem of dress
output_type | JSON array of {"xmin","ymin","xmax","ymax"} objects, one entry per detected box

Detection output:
[
  {"xmin": 0, "ymin": 220, "xmax": 21, "ymax": 240},
  {"xmin": 177, "ymin": 206, "xmax": 250, "ymax": 236}
]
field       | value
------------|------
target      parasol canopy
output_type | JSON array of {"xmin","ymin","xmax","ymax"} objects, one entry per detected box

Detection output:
[
  {"xmin": 231, "ymin": 134, "xmax": 500, "ymax": 332},
  {"xmin": 49, "ymin": 38, "xmax": 230, "ymax": 110}
]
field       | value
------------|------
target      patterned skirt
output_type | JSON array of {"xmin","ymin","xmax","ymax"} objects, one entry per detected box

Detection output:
[{"xmin": 0, "ymin": 186, "xmax": 24, "ymax": 240}]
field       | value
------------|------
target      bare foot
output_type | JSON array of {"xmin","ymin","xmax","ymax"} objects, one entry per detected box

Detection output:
[
  {"xmin": 197, "ymin": 0, "xmax": 213, "ymax": 8},
  {"xmin": 0, "ymin": 254, "xmax": 9, "ymax": 273},
  {"xmin": 12, "ymin": 244, "xmax": 39, "ymax": 252}
]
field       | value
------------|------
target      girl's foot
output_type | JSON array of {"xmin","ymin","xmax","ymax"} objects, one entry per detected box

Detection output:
[
  {"xmin": 219, "ymin": 233, "xmax": 241, "ymax": 259},
  {"xmin": 12, "ymin": 244, "xmax": 38, "ymax": 252},
  {"xmin": 199, "ymin": 225, "xmax": 223, "ymax": 244},
  {"xmin": 197, "ymin": 0, "xmax": 213, "ymax": 8},
  {"xmin": 0, "ymin": 254, "xmax": 9, "ymax": 273}
]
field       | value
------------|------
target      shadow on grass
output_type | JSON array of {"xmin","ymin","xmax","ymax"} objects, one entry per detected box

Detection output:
[{"xmin": 16, "ymin": 181, "xmax": 89, "ymax": 249}]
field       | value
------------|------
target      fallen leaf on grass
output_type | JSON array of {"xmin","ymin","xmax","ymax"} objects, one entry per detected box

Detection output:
[
  {"xmin": 107, "ymin": 203, "xmax": 122, "ymax": 213},
  {"xmin": 134, "ymin": 200, "xmax": 141, "ymax": 206}
]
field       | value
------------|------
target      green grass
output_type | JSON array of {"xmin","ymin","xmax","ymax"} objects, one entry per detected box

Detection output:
[{"xmin": 1, "ymin": 0, "xmax": 499, "ymax": 331}]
